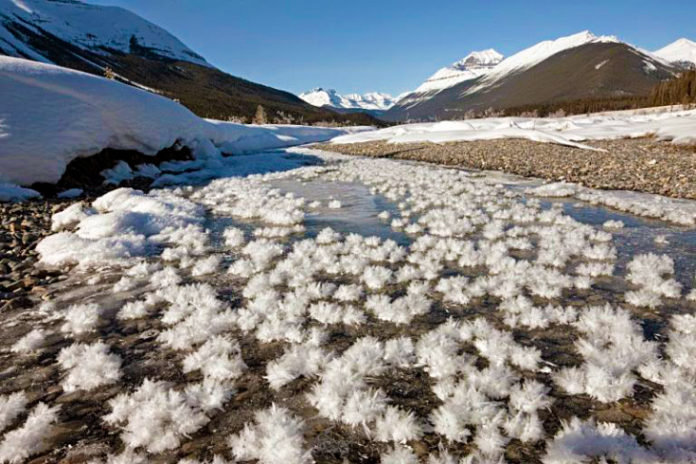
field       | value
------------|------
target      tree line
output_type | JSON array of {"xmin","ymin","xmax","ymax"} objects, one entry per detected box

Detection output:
[{"xmin": 648, "ymin": 70, "xmax": 696, "ymax": 106}]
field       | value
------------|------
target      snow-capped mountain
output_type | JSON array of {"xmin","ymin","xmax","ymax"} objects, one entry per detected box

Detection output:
[
  {"xmin": 654, "ymin": 38, "xmax": 696, "ymax": 68},
  {"xmin": 300, "ymin": 88, "xmax": 396, "ymax": 111},
  {"xmin": 414, "ymin": 49, "xmax": 503, "ymax": 94},
  {"xmin": 0, "ymin": 0, "xmax": 208, "ymax": 65},
  {"xmin": 0, "ymin": 0, "xmax": 376, "ymax": 125},
  {"xmin": 386, "ymin": 31, "xmax": 678, "ymax": 121},
  {"xmin": 399, "ymin": 31, "xmax": 615, "ymax": 110}
]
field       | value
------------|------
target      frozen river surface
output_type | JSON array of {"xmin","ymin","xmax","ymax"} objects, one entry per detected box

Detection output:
[{"xmin": 1, "ymin": 148, "xmax": 695, "ymax": 464}]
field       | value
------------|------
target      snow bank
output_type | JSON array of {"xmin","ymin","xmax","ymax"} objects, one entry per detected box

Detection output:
[
  {"xmin": 331, "ymin": 107, "xmax": 696, "ymax": 149},
  {"xmin": 0, "ymin": 56, "xmax": 368, "ymax": 186}
]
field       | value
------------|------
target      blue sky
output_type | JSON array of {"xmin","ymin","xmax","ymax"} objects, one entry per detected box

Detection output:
[{"xmin": 87, "ymin": 0, "xmax": 695, "ymax": 97}]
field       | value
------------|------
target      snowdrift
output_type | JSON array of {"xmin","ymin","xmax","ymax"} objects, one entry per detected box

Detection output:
[{"xmin": 0, "ymin": 56, "xmax": 368, "ymax": 186}]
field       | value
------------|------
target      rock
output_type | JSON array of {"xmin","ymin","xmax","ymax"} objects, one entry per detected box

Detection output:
[
  {"xmin": 6, "ymin": 280, "xmax": 23, "ymax": 292},
  {"xmin": 31, "ymin": 286, "xmax": 49, "ymax": 295},
  {"xmin": 410, "ymin": 441, "xmax": 429, "ymax": 457},
  {"xmin": 22, "ymin": 233, "xmax": 36, "ymax": 245},
  {"xmin": 1, "ymin": 296, "xmax": 32, "ymax": 310},
  {"xmin": 594, "ymin": 406, "xmax": 633, "ymax": 423}
]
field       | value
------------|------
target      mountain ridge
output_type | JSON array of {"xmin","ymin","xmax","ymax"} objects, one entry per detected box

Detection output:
[
  {"xmin": 0, "ymin": 0, "xmax": 209, "ymax": 65},
  {"xmin": 384, "ymin": 31, "xmax": 680, "ymax": 121}
]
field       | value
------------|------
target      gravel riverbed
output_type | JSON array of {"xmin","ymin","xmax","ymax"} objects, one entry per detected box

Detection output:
[{"xmin": 319, "ymin": 138, "xmax": 696, "ymax": 200}]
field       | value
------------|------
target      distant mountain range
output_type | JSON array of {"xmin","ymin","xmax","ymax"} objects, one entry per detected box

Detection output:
[
  {"xmin": 0, "ymin": 0, "xmax": 376, "ymax": 125},
  {"xmin": 305, "ymin": 32, "xmax": 696, "ymax": 122},
  {"xmin": 299, "ymin": 88, "xmax": 396, "ymax": 117}
]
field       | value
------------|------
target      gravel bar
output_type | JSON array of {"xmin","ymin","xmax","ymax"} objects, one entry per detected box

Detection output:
[{"xmin": 319, "ymin": 138, "xmax": 696, "ymax": 200}]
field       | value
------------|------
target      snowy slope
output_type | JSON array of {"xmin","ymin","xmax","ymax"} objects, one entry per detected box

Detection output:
[
  {"xmin": 395, "ymin": 49, "xmax": 503, "ymax": 109},
  {"xmin": 414, "ymin": 49, "xmax": 503, "ymax": 94},
  {"xmin": 332, "ymin": 107, "xmax": 696, "ymax": 148},
  {"xmin": 0, "ymin": 0, "xmax": 208, "ymax": 66},
  {"xmin": 299, "ymin": 88, "xmax": 395, "ymax": 111},
  {"xmin": 654, "ymin": 38, "xmax": 696, "ymax": 67},
  {"xmin": 0, "ymin": 56, "xmax": 369, "ymax": 186}
]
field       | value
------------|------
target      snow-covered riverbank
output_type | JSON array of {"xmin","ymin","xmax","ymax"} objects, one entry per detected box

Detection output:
[
  {"xmin": 0, "ymin": 56, "xmax": 369, "ymax": 191},
  {"xmin": 331, "ymin": 106, "xmax": 696, "ymax": 148}
]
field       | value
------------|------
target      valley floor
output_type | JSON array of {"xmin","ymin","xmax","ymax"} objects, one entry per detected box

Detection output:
[
  {"xmin": 322, "ymin": 137, "xmax": 696, "ymax": 200},
  {"xmin": 1, "ymin": 149, "xmax": 696, "ymax": 463}
]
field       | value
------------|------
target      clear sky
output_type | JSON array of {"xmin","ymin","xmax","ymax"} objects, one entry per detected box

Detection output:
[{"xmin": 86, "ymin": 0, "xmax": 695, "ymax": 97}]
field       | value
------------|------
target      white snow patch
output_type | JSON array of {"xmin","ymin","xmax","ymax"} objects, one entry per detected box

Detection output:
[
  {"xmin": 332, "ymin": 107, "xmax": 696, "ymax": 149},
  {"xmin": 182, "ymin": 336, "xmax": 246, "ymax": 381}
]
